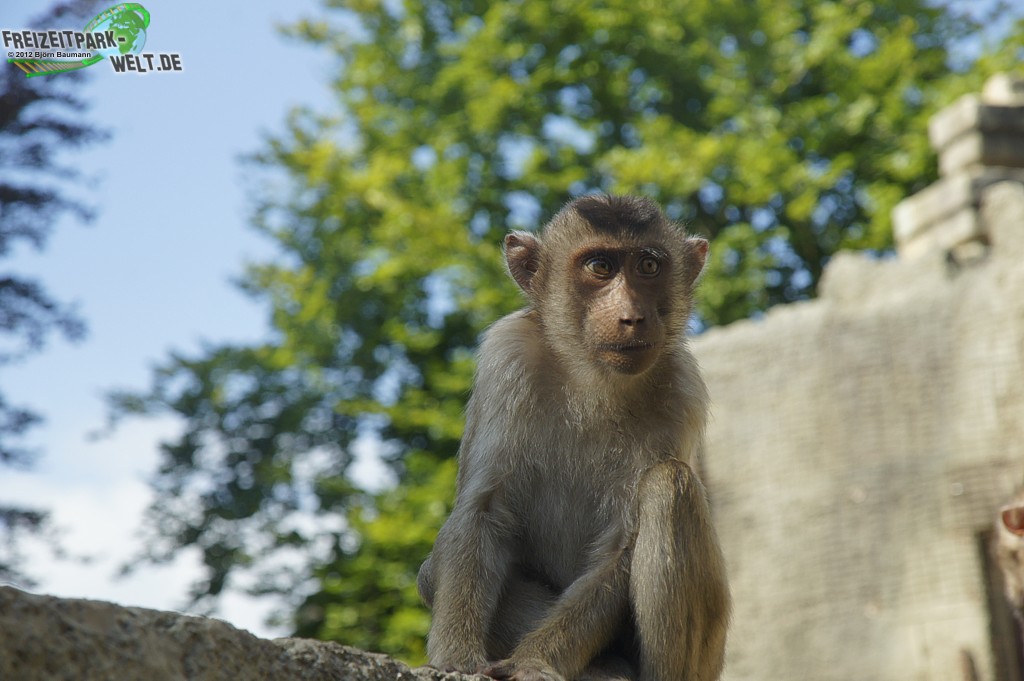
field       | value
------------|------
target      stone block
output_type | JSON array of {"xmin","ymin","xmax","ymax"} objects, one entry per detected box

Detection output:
[
  {"xmin": 892, "ymin": 167, "xmax": 1024, "ymax": 246},
  {"xmin": 939, "ymin": 130, "xmax": 1024, "ymax": 176},
  {"xmin": 894, "ymin": 173, "xmax": 974, "ymax": 244},
  {"xmin": 982, "ymin": 181, "xmax": 1024, "ymax": 257},
  {"xmin": 982, "ymin": 73, "xmax": 1024, "ymax": 106},
  {"xmin": 897, "ymin": 207, "xmax": 982, "ymax": 260},
  {"xmin": 928, "ymin": 94, "xmax": 1024, "ymax": 156}
]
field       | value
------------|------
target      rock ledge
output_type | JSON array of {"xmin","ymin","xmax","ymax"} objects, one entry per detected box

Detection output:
[{"xmin": 0, "ymin": 586, "xmax": 470, "ymax": 681}]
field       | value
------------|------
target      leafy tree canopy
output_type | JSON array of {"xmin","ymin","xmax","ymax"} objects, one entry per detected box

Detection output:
[
  {"xmin": 112, "ymin": 0, "xmax": 1023, "ymax": 662},
  {"xmin": 0, "ymin": 0, "xmax": 103, "ymax": 585}
]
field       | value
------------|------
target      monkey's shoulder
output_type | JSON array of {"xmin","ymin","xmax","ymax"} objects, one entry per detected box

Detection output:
[{"xmin": 475, "ymin": 309, "xmax": 549, "ymax": 382}]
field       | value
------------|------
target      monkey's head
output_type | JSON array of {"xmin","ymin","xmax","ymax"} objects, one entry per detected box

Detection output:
[{"xmin": 504, "ymin": 195, "xmax": 708, "ymax": 377}]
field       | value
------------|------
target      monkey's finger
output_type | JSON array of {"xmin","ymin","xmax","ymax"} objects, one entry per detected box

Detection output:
[
  {"xmin": 481, "ymin": 659, "xmax": 525, "ymax": 680},
  {"xmin": 480, "ymin": 660, "xmax": 510, "ymax": 679}
]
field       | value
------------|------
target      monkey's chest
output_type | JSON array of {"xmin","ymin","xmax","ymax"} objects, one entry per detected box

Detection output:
[{"xmin": 514, "ymin": 472, "xmax": 627, "ymax": 588}]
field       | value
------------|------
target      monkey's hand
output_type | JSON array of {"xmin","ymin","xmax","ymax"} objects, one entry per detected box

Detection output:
[
  {"xmin": 482, "ymin": 658, "xmax": 566, "ymax": 681},
  {"xmin": 427, "ymin": 646, "xmax": 489, "ymax": 675}
]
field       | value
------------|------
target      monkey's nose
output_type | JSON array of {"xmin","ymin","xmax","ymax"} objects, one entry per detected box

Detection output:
[{"xmin": 620, "ymin": 314, "xmax": 645, "ymax": 327}]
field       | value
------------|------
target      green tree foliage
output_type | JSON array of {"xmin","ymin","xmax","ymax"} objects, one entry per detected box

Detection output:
[
  {"xmin": 113, "ymin": 0, "xmax": 1022, "ymax": 662},
  {"xmin": 0, "ymin": 0, "xmax": 103, "ymax": 585}
]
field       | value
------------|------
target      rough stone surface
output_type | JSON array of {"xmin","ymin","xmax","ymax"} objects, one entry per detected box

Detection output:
[
  {"xmin": 983, "ymin": 181, "xmax": 1024, "ymax": 257},
  {"xmin": 895, "ymin": 74, "xmax": 1024, "ymax": 260},
  {"xmin": 892, "ymin": 166, "xmax": 1024, "ymax": 248},
  {"xmin": 695, "ymin": 180, "xmax": 1024, "ymax": 681},
  {"xmin": 938, "ymin": 130, "xmax": 1024, "ymax": 177},
  {"xmin": 983, "ymin": 73, "xmax": 1024, "ymax": 106},
  {"xmin": 897, "ymin": 206, "xmax": 981, "ymax": 260},
  {"xmin": 929, "ymin": 93, "xmax": 1024, "ymax": 155},
  {"xmin": 0, "ymin": 587, "xmax": 477, "ymax": 681}
]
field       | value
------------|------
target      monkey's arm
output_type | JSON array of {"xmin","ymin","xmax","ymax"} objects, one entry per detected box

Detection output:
[
  {"xmin": 486, "ymin": 527, "xmax": 631, "ymax": 681},
  {"xmin": 426, "ymin": 475, "xmax": 514, "ymax": 671},
  {"xmin": 427, "ymin": 322, "xmax": 536, "ymax": 672}
]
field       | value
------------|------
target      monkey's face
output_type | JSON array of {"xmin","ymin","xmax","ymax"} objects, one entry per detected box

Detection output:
[
  {"xmin": 503, "ymin": 197, "xmax": 707, "ymax": 381},
  {"xmin": 571, "ymin": 245, "xmax": 670, "ymax": 375}
]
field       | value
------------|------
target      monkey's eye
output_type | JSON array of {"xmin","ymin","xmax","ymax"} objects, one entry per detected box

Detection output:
[
  {"xmin": 636, "ymin": 255, "xmax": 661, "ymax": 276},
  {"xmin": 584, "ymin": 257, "xmax": 614, "ymax": 277}
]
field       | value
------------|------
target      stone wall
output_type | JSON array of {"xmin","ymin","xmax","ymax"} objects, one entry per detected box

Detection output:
[{"xmin": 695, "ymin": 76, "xmax": 1024, "ymax": 681}]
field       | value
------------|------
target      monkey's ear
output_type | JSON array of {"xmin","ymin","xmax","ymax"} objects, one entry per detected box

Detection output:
[
  {"xmin": 685, "ymin": 237, "xmax": 710, "ymax": 281},
  {"xmin": 505, "ymin": 232, "xmax": 541, "ymax": 293},
  {"xmin": 1004, "ymin": 505, "xmax": 1024, "ymax": 535}
]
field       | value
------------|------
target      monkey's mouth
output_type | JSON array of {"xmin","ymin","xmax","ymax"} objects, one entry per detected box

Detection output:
[{"xmin": 600, "ymin": 341, "xmax": 655, "ymax": 353}]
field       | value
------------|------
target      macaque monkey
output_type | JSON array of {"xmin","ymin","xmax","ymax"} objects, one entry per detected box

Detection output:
[
  {"xmin": 417, "ymin": 195, "xmax": 730, "ymax": 681},
  {"xmin": 997, "ymin": 489, "xmax": 1024, "ymax": 623}
]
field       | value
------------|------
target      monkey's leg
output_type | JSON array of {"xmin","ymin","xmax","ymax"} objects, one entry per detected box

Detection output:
[
  {"xmin": 427, "ymin": 506, "xmax": 514, "ymax": 672},
  {"xmin": 485, "ymin": 573, "xmax": 558, "ymax": 660},
  {"xmin": 631, "ymin": 460, "xmax": 730, "ymax": 681},
  {"xmin": 417, "ymin": 554, "xmax": 435, "ymax": 608},
  {"xmin": 576, "ymin": 654, "xmax": 637, "ymax": 681}
]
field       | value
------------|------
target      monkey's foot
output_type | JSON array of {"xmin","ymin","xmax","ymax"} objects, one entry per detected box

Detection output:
[{"xmin": 482, "ymin": 659, "xmax": 566, "ymax": 681}]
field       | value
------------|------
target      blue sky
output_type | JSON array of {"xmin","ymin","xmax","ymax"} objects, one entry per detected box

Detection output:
[{"xmin": 0, "ymin": 0, "xmax": 350, "ymax": 636}]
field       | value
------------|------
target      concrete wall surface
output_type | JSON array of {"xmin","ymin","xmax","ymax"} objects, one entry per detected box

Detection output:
[{"xmin": 695, "ymin": 181, "xmax": 1024, "ymax": 681}]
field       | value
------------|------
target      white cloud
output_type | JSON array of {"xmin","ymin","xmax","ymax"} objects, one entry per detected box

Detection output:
[{"xmin": 0, "ymin": 418, "xmax": 287, "ymax": 639}]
